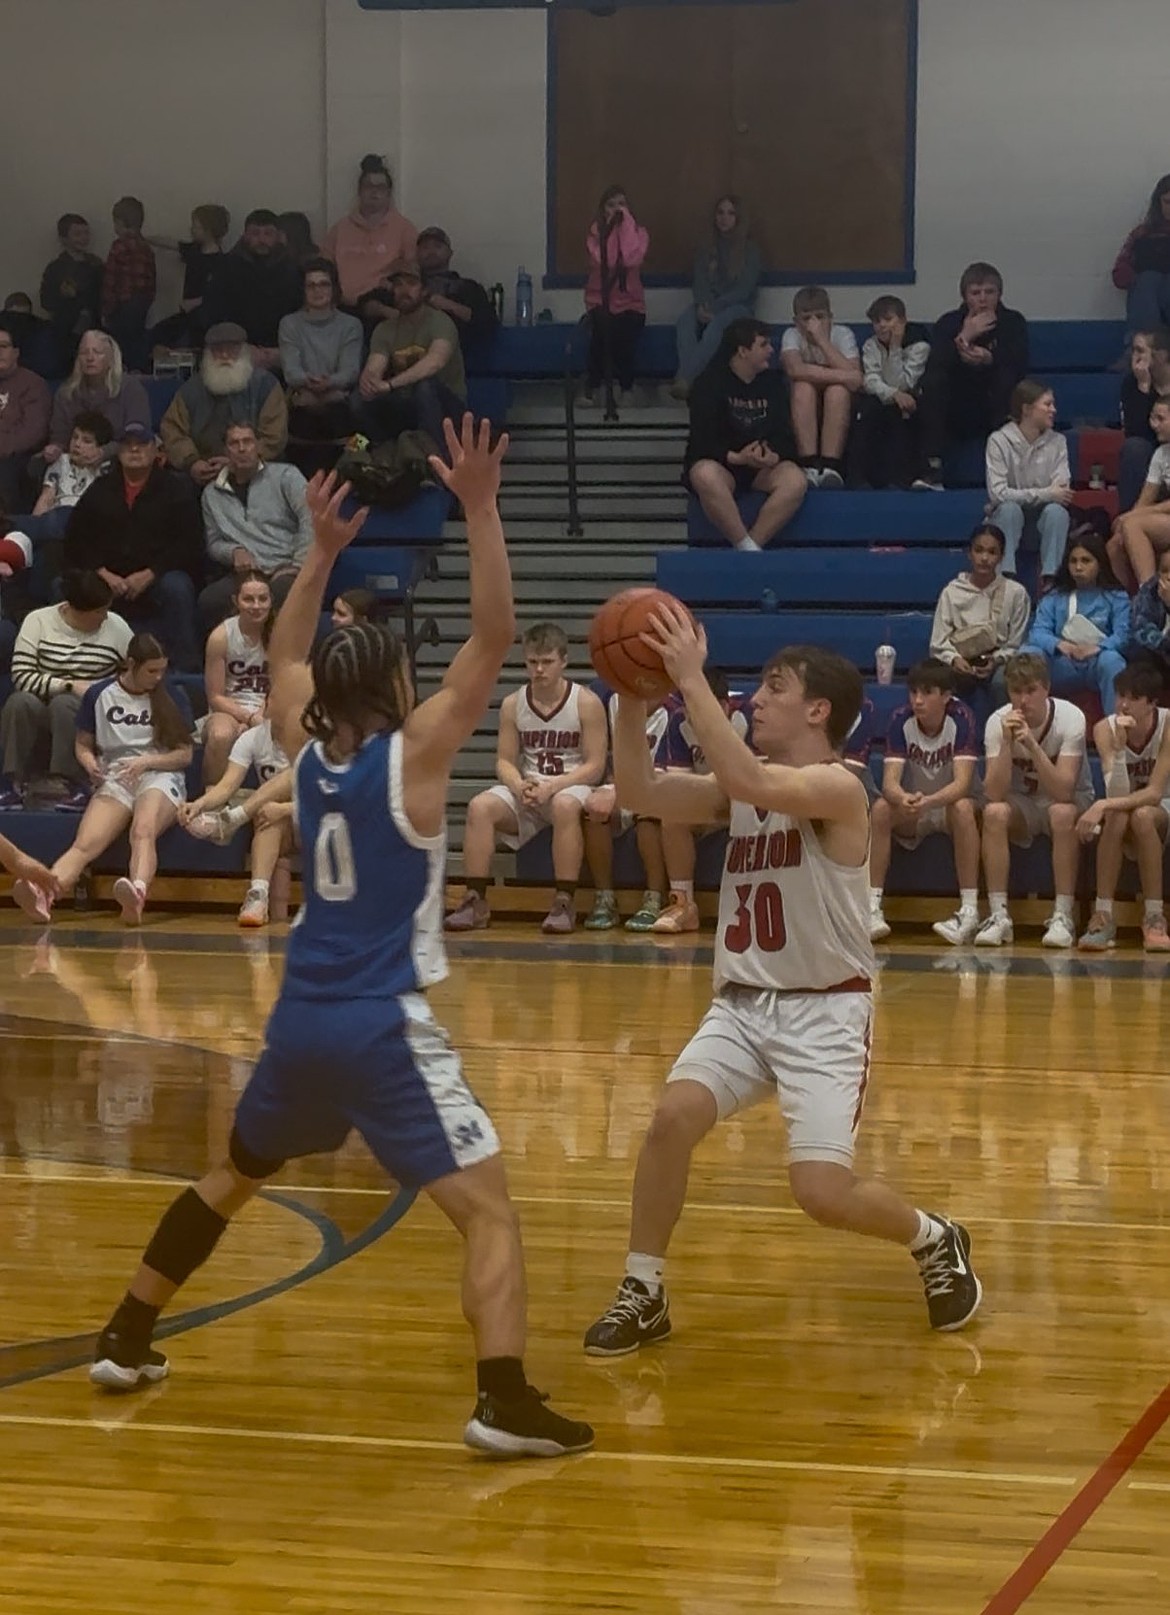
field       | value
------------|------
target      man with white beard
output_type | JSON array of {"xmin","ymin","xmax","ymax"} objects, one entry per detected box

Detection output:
[{"xmin": 160, "ymin": 323, "xmax": 288, "ymax": 487}]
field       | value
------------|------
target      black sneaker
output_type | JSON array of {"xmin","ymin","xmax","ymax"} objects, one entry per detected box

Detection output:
[
  {"xmin": 914, "ymin": 1216, "xmax": 982, "ymax": 1331},
  {"xmin": 463, "ymin": 1385, "xmax": 594, "ymax": 1458},
  {"xmin": 90, "ymin": 1328, "xmax": 170, "ymax": 1392},
  {"xmin": 583, "ymin": 1276, "xmax": 671, "ymax": 1357}
]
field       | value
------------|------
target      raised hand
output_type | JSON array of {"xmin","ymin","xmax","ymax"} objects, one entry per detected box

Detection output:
[
  {"xmin": 305, "ymin": 470, "xmax": 369, "ymax": 558},
  {"xmin": 429, "ymin": 413, "xmax": 510, "ymax": 511}
]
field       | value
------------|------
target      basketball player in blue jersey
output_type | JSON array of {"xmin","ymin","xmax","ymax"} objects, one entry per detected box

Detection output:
[
  {"xmin": 90, "ymin": 417, "xmax": 594, "ymax": 1459},
  {"xmin": 583, "ymin": 607, "xmax": 981, "ymax": 1357}
]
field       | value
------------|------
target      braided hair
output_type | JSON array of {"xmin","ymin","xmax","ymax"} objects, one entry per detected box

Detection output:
[{"xmin": 303, "ymin": 622, "xmax": 410, "ymax": 749}]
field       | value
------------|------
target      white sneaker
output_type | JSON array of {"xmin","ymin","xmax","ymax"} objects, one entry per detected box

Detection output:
[
  {"xmin": 869, "ymin": 903, "xmax": 891, "ymax": 942},
  {"xmin": 804, "ymin": 466, "xmax": 823, "ymax": 488},
  {"xmin": 974, "ymin": 912, "xmax": 1013, "ymax": 947},
  {"xmin": 933, "ymin": 908, "xmax": 980, "ymax": 946},
  {"xmin": 1042, "ymin": 911, "xmax": 1076, "ymax": 949}
]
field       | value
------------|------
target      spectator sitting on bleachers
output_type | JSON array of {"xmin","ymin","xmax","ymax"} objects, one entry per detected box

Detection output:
[
  {"xmin": 1125, "ymin": 547, "xmax": 1170, "ymax": 684},
  {"xmin": 1112, "ymin": 175, "xmax": 1170, "ymax": 337},
  {"xmin": 1114, "ymin": 397, "xmax": 1170, "ymax": 587},
  {"xmin": 0, "ymin": 319, "xmax": 51, "ymax": 512},
  {"xmin": 853, "ymin": 295, "xmax": 931, "ymax": 490},
  {"xmin": 200, "ymin": 568, "xmax": 272, "ymax": 784},
  {"xmin": 1076, "ymin": 660, "xmax": 1170, "ymax": 953},
  {"xmin": 652, "ymin": 670, "xmax": 748, "ymax": 933},
  {"xmin": 779, "ymin": 286, "xmax": 862, "ymax": 489},
  {"xmin": 40, "ymin": 214, "xmax": 104, "ymax": 369},
  {"xmin": 671, "ymin": 195, "xmax": 761, "ymax": 397},
  {"xmin": 916, "ymin": 262, "xmax": 1029, "ymax": 493},
  {"xmin": 583, "ymin": 186, "xmax": 649, "ymax": 407},
  {"xmin": 278, "ymin": 259, "xmax": 363, "ymax": 449},
  {"xmin": 278, "ymin": 212, "xmax": 319, "ymax": 267},
  {"xmin": 323, "ymin": 153, "xmax": 418, "ymax": 311},
  {"xmin": 203, "ymin": 210, "xmax": 301, "ymax": 371},
  {"xmin": 46, "ymin": 332, "xmax": 150, "ymax": 466},
  {"xmin": 984, "ymin": 379, "xmax": 1073, "ymax": 583},
  {"xmin": 63, "ymin": 422, "xmax": 203, "ymax": 673},
  {"xmin": 416, "ymin": 227, "xmax": 497, "ymax": 357},
  {"xmin": 975, "ymin": 651, "xmax": 1094, "ymax": 949},
  {"xmin": 1118, "ymin": 329, "xmax": 1170, "ymax": 512},
  {"xmin": 352, "ymin": 261, "xmax": 466, "ymax": 459},
  {"xmin": 445, "ymin": 623, "xmax": 607, "ymax": 935},
  {"xmin": 147, "ymin": 204, "xmax": 232, "ymax": 353},
  {"xmin": 0, "ymin": 570, "xmax": 131, "ymax": 811},
  {"xmin": 868, "ymin": 659, "xmax": 980, "ymax": 947},
  {"xmin": 582, "ymin": 695, "xmax": 672, "ymax": 932},
  {"xmin": 181, "ymin": 710, "xmax": 291, "ymax": 927},
  {"xmin": 29, "ymin": 411, "xmax": 111, "ymax": 538},
  {"xmin": 930, "ymin": 522, "xmax": 1030, "ymax": 718},
  {"xmin": 683, "ymin": 317, "xmax": 806, "ymax": 553},
  {"xmin": 2, "ymin": 294, "xmax": 56, "ymax": 380},
  {"xmin": 331, "ymin": 587, "xmax": 377, "ymax": 629},
  {"xmin": 160, "ymin": 323, "xmax": 289, "ymax": 487},
  {"xmin": 198, "ymin": 424, "xmax": 310, "ymax": 631},
  {"xmin": 101, "ymin": 197, "xmax": 156, "ymax": 374},
  {"xmin": 1023, "ymin": 524, "xmax": 1129, "ymax": 712}
]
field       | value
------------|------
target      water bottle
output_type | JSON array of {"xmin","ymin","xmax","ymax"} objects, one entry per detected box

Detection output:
[
  {"xmin": 490, "ymin": 283, "xmax": 505, "ymax": 323},
  {"xmin": 515, "ymin": 267, "xmax": 533, "ymax": 328},
  {"xmin": 875, "ymin": 645, "xmax": 896, "ymax": 686},
  {"xmin": 1089, "ymin": 463, "xmax": 1105, "ymax": 490}
]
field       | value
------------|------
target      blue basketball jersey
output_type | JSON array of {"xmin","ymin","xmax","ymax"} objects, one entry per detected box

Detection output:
[{"xmin": 282, "ymin": 728, "xmax": 447, "ymax": 1001}]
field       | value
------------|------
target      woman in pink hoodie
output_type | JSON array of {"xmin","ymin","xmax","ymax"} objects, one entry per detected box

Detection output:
[
  {"xmin": 323, "ymin": 154, "xmax": 418, "ymax": 309},
  {"xmin": 583, "ymin": 185, "xmax": 649, "ymax": 405}
]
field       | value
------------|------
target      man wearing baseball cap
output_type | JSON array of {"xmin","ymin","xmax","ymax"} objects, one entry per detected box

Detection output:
[
  {"xmin": 160, "ymin": 321, "xmax": 288, "ymax": 487},
  {"xmin": 416, "ymin": 226, "xmax": 496, "ymax": 353},
  {"xmin": 351, "ymin": 258, "xmax": 467, "ymax": 458}
]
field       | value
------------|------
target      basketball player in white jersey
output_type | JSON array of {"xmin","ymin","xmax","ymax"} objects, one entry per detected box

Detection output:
[
  {"xmin": 202, "ymin": 571, "xmax": 273, "ymax": 785},
  {"xmin": 447, "ymin": 622, "xmax": 608, "ymax": 934},
  {"xmin": 1077, "ymin": 660, "xmax": 1170, "ymax": 951},
  {"xmin": 976, "ymin": 652, "xmax": 1095, "ymax": 949},
  {"xmin": 583, "ymin": 611, "xmax": 982, "ymax": 1356}
]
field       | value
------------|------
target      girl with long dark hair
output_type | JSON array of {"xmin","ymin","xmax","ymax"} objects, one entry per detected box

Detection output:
[
  {"xmin": 583, "ymin": 184, "xmax": 649, "ymax": 406},
  {"xmin": 1112, "ymin": 174, "xmax": 1170, "ymax": 336},
  {"xmin": 1022, "ymin": 523, "xmax": 1131, "ymax": 710},
  {"xmin": 672, "ymin": 194, "xmax": 761, "ymax": 395}
]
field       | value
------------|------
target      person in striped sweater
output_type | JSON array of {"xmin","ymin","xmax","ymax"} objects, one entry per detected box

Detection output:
[{"xmin": 0, "ymin": 570, "xmax": 132, "ymax": 809}]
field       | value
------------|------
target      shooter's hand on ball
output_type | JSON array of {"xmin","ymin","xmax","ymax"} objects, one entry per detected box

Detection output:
[{"xmin": 641, "ymin": 602, "xmax": 708, "ymax": 688}]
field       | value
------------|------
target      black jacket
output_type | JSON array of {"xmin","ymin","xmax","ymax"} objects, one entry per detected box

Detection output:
[
  {"xmin": 925, "ymin": 304, "xmax": 1030, "ymax": 394},
  {"xmin": 684, "ymin": 361, "xmax": 797, "ymax": 471},
  {"xmin": 205, "ymin": 248, "xmax": 302, "ymax": 347},
  {"xmin": 39, "ymin": 250, "xmax": 104, "ymax": 335},
  {"xmin": 64, "ymin": 465, "xmax": 204, "ymax": 581}
]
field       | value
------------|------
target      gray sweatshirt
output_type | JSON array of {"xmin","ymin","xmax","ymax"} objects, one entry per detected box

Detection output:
[
  {"xmin": 930, "ymin": 571, "xmax": 1031, "ymax": 666},
  {"xmin": 278, "ymin": 309, "xmax": 364, "ymax": 391},
  {"xmin": 985, "ymin": 422, "xmax": 1071, "ymax": 508},
  {"xmin": 201, "ymin": 461, "xmax": 314, "ymax": 571}
]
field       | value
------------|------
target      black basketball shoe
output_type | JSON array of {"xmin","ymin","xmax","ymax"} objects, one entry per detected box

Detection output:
[
  {"xmin": 583, "ymin": 1276, "xmax": 672, "ymax": 1357},
  {"xmin": 914, "ymin": 1216, "xmax": 983, "ymax": 1331},
  {"xmin": 90, "ymin": 1328, "xmax": 171, "ymax": 1392},
  {"xmin": 463, "ymin": 1386, "xmax": 594, "ymax": 1458}
]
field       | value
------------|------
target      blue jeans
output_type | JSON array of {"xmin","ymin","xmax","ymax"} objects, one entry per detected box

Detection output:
[
  {"xmin": 349, "ymin": 378, "xmax": 466, "ymax": 460},
  {"xmin": 1038, "ymin": 648, "xmax": 1126, "ymax": 712},
  {"xmin": 1119, "ymin": 435, "xmax": 1155, "ymax": 513},
  {"xmin": 674, "ymin": 303, "xmax": 755, "ymax": 382},
  {"xmin": 991, "ymin": 501, "xmax": 1070, "ymax": 579},
  {"xmin": 1127, "ymin": 271, "xmax": 1170, "ymax": 336},
  {"xmin": 122, "ymin": 569, "xmax": 201, "ymax": 673}
]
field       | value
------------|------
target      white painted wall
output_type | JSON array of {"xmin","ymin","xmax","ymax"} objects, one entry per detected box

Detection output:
[{"xmin": 1, "ymin": 0, "xmax": 1164, "ymax": 327}]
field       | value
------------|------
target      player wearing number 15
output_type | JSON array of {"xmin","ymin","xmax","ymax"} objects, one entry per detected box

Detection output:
[
  {"xmin": 90, "ymin": 418, "xmax": 593, "ymax": 1460},
  {"xmin": 584, "ymin": 620, "xmax": 982, "ymax": 1357}
]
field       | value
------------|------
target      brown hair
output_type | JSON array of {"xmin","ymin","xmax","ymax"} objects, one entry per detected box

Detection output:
[
  {"xmin": 1009, "ymin": 378, "xmax": 1053, "ymax": 423},
  {"xmin": 523, "ymin": 622, "xmax": 569, "ymax": 658},
  {"xmin": 1004, "ymin": 652, "xmax": 1051, "ymax": 693},
  {"xmin": 124, "ymin": 632, "xmax": 192, "ymax": 749},
  {"xmin": 191, "ymin": 203, "xmax": 230, "ymax": 243},
  {"xmin": 762, "ymin": 644, "xmax": 862, "ymax": 750},
  {"xmin": 232, "ymin": 568, "xmax": 275, "ymax": 647},
  {"xmin": 792, "ymin": 285, "xmax": 831, "ymax": 318},
  {"xmin": 113, "ymin": 195, "xmax": 145, "ymax": 231},
  {"xmin": 960, "ymin": 261, "xmax": 1003, "ymax": 297},
  {"xmin": 709, "ymin": 193, "xmax": 749, "ymax": 284}
]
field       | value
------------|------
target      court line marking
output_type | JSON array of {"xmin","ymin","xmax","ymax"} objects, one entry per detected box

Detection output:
[
  {"xmin": 980, "ymin": 1375, "xmax": 1170, "ymax": 1615},
  {"xmin": 4, "ymin": 1174, "xmax": 1170, "ymax": 1236},
  {"xmin": 0, "ymin": 1411, "xmax": 1079, "ymax": 1489}
]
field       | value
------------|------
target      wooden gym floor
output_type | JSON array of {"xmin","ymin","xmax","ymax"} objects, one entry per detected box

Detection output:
[{"xmin": 0, "ymin": 911, "xmax": 1168, "ymax": 1615}]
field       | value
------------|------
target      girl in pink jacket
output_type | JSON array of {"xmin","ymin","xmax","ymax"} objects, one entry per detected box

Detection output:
[{"xmin": 583, "ymin": 186, "xmax": 649, "ymax": 404}]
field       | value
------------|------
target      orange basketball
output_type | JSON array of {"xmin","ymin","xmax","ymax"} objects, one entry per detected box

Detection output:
[{"xmin": 588, "ymin": 588, "xmax": 695, "ymax": 701}]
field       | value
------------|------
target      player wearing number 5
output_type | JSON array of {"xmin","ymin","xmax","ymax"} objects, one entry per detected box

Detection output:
[
  {"xmin": 584, "ymin": 618, "xmax": 982, "ymax": 1357},
  {"xmin": 90, "ymin": 418, "xmax": 593, "ymax": 1459}
]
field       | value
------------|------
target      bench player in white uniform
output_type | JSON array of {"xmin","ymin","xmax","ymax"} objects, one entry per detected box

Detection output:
[
  {"xmin": 583, "ymin": 692, "xmax": 672, "ymax": 932},
  {"xmin": 447, "ymin": 622, "xmax": 607, "ymax": 935},
  {"xmin": 12, "ymin": 632, "xmax": 194, "ymax": 927},
  {"xmin": 201, "ymin": 571, "xmax": 272, "ymax": 785},
  {"xmin": 182, "ymin": 711, "xmax": 293, "ymax": 928},
  {"xmin": 976, "ymin": 651, "xmax": 1094, "ymax": 949},
  {"xmin": 1077, "ymin": 660, "xmax": 1170, "ymax": 951},
  {"xmin": 88, "ymin": 421, "xmax": 593, "ymax": 1458},
  {"xmin": 583, "ymin": 619, "xmax": 982, "ymax": 1356},
  {"xmin": 868, "ymin": 659, "xmax": 980, "ymax": 945}
]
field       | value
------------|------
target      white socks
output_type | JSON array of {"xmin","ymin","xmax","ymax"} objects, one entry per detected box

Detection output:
[
  {"xmin": 909, "ymin": 1211, "xmax": 945, "ymax": 1252},
  {"xmin": 626, "ymin": 1252, "xmax": 665, "ymax": 1295},
  {"xmin": 250, "ymin": 878, "xmax": 270, "ymax": 897},
  {"xmin": 959, "ymin": 889, "xmax": 978, "ymax": 913},
  {"xmin": 670, "ymin": 880, "xmax": 694, "ymax": 902},
  {"xmin": 1096, "ymin": 898, "xmax": 1114, "ymax": 917},
  {"xmin": 735, "ymin": 535, "xmax": 761, "ymax": 552},
  {"xmin": 988, "ymin": 892, "xmax": 1008, "ymax": 917},
  {"xmin": 225, "ymin": 804, "xmax": 248, "ymax": 831},
  {"xmin": 1054, "ymin": 894, "xmax": 1074, "ymax": 920}
]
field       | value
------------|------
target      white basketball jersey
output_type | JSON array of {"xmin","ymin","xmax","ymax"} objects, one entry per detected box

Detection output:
[
  {"xmin": 714, "ymin": 794, "xmax": 874, "ymax": 993},
  {"xmin": 224, "ymin": 616, "xmax": 270, "ymax": 711},
  {"xmin": 1109, "ymin": 709, "xmax": 1170, "ymax": 791},
  {"xmin": 228, "ymin": 720, "xmax": 289, "ymax": 784},
  {"xmin": 515, "ymin": 681, "xmax": 586, "ymax": 779}
]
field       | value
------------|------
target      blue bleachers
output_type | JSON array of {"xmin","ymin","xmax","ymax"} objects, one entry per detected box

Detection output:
[
  {"xmin": 701, "ymin": 610, "xmax": 932, "ymax": 674},
  {"xmin": 659, "ymin": 546, "xmax": 964, "ymax": 608},
  {"xmin": 687, "ymin": 488, "xmax": 987, "ymax": 546}
]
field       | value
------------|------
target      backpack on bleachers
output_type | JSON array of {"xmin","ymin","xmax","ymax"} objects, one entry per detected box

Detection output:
[{"xmin": 335, "ymin": 429, "xmax": 436, "ymax": 510}]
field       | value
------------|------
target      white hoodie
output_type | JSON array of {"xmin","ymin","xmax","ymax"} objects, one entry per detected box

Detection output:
[
  {"xmin": 985, "ymin": 421, "xmax": 1070, "ymax": 508},
  {"xmin": 930, "ymin": 570, "xmax": 1032, "ymax": 666}
]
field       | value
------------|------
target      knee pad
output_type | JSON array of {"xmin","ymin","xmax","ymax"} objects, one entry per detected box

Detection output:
[
  {"xmin": 142, "ymin": 1186, "xmax": 229, "ymax": 1287},
  {"xmin": 228, "ymin": 1125, "xmax": 285, "ymax": 1182}
]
